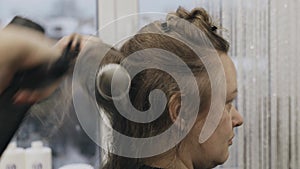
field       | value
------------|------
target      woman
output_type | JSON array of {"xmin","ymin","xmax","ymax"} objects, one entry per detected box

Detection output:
[{"xmin": 97, "ymin": 7, "xmax": 243, "ymax": 169}]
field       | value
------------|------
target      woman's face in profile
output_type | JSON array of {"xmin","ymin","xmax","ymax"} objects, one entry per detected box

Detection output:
[{"xmin": 179, "ymin": 53, "xmax": 244, "ymax": 169}]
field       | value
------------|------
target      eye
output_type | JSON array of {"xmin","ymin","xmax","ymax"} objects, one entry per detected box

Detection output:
[{"xmin": 225, "ymin": 102, "xmax": 233, "ymax": 113}]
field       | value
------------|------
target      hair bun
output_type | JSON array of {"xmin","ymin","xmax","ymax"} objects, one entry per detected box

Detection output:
[
  {"xmin": 174, "ymin": 6, "xmax": 216, "ymax": 32},
  {"xmin": 96, "ymin": 64, "xmax": 131, "ymax": 101},
  {"xmin": 176, "ymin": 7, "xmax": 209, "ymax": 22},
  {"xmin": 175, "ymin": 6, "xmax": 192, "ymax": 19}
]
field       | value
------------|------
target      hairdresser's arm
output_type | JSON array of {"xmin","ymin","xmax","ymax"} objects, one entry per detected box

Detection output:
[
  {"xmin": 0, "ymin": 28, "xmax": 84, "ymax": 156},
  {"xmin": 0, "ymin": 26, "xmax": 61, "ymax": 104}
]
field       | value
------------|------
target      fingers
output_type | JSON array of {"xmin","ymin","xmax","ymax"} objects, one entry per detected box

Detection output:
[
  {"xmin": 55, "ymin": 33, "xmax": 82, "ymax": 52},
  {"xmin": 55, "ymin": 34, "xmax": 102, "ymax": 54},
  {"xmin": 13, "ymin": 81, "xmax": 60, "ymax": 105},
  {"xmin": 80, "ymin": 35, "xmax": 102, "ymax": 50},
  {"xmin": 69, "ymin": 34, "xmax": 81, "ymax": 57}
]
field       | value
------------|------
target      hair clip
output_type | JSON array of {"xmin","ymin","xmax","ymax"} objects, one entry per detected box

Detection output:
[
  {"xmin": 211, "ymin": 26, "xmax": 218, "ymax": 32},
  {"xmin": 161, "ymin": 22, "xmax": 170, "ymax": 32}
]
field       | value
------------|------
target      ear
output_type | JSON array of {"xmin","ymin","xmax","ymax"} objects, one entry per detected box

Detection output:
[
  {"xmin": 168, "ymin": 92, "xmax": 188, "ymax": 131},
  {"xmin": 168, "ymin": 92, "xmax": 181, "ymax": 123}
]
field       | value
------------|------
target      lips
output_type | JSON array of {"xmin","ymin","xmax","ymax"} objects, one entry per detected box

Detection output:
[{"xmin": 229, "ymin": 135, "xmax": 235, "ymax": 145}]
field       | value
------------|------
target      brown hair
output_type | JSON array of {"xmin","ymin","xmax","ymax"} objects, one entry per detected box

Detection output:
[{"xmin": 98, "ymin": 7, "xmax": 229, "ymax": 169}]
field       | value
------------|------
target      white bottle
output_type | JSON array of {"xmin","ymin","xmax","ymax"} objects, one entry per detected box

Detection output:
[
  {"xmin": 25, "ymin": 141, "xmax": 52, "ymax": 169},
  {"xmin": 58, "ymin": 164, "xmax": 94, "ymax": 169},
  {"xmin": 0, "ymin": 142, "xmax": 25, "ymax": 169}
]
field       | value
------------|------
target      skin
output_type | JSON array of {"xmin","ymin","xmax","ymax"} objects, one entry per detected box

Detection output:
[{"xmin": 145, "ymin": 53, "xmax": 244, "ymax": 169}]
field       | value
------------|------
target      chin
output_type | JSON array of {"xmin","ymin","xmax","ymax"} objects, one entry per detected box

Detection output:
[
  {"xmin": 218, "ymin": 151, "xmax": 230, "ymax": 164},
  {"xmin": 195, "ymin": 154, "xmax": 229, "ymax": 169},
  {"xmin": 202, "ymin": 159, "xmax": 227, "ymax": 169},
  {"xmin": 208, "ymin": 159, "xmax": 228, "ymax": 169},
  {"xmin": 213, "ymin": 150, "xmax": 230, "ymax": 167}
]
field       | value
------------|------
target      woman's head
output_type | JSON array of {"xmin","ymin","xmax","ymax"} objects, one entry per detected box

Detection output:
[
  {"xmin": 98, "ymin": 7, "xmax": 243, "ymax": 169},
  {"xmin": 175, "ymin": 52, "xmax": 243, "ymax": 169}
]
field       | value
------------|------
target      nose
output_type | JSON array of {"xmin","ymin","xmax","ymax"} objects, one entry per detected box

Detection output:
[{"xmin": 231, "ymin": 106, "xmax": 243, "ymax": 127}]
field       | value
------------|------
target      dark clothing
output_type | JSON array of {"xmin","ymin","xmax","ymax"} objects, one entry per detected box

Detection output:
[{"xmin": 139, "ymin": 166, "xmax": 162, "ymax": 169}]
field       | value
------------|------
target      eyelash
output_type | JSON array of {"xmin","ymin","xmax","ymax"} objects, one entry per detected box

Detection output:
[{"xmin": 225, "ymin": 102, "xmax": 233, "ymax": 113}]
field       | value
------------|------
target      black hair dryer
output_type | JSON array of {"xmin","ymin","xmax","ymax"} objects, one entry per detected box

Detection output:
[{"xmin": 0, "ymin": 16, "xmax": 78, "ymax": 156}]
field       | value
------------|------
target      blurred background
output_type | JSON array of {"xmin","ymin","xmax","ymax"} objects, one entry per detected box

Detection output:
[
  {"xmin": 0, "ymin": 0, "xmax": 97, "ymax": 39},
  {"xmin": 1, "ymin": 0, "xmax": 299, "ymax": 169}
]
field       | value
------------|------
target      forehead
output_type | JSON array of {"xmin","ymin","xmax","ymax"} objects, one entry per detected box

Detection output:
[{"xmin": 219, "ymin": 53, "xmax": 237, "ymax": 97}]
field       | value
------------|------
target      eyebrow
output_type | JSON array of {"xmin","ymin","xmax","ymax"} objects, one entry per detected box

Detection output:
[{"xmin": 226, "ymin": 89, "xmax": 238, "ymax": 103}]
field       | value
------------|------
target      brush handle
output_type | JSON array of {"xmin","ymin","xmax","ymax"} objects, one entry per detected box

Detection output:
[{"xmin": 0, "ymin": 84, "xmax": 31, "ymax": 156}]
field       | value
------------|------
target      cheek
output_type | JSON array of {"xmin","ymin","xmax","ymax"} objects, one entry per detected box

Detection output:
[
  {"xmin": 186, "ymin": 111, "xmax": 232, "ymax": 145},
  {"xmin": 181, "ymin": 113, "xmax": 232, "ymax": 166},
  {"xmin": 215, "ymin": 111, "xmax": 233, "ymax": 141},
  {"xmin": 186, "ymin": 120, "xmax": 204, "ymax": 144},
  {"xmin": 182, "ymin": 117, "xmax": 205, "ymax": 150},
  {"xmin": 203, "ymin": 111, "xmax": 232, "ymax": 147},
  {"xmin": 224, "ymin": 112, "xmax": 233, "ymax": 130}
]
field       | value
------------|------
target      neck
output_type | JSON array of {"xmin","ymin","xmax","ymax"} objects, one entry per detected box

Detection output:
[{"xmin": 143, "ymin": 148, "xmax": 193, "ymax": 169}]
